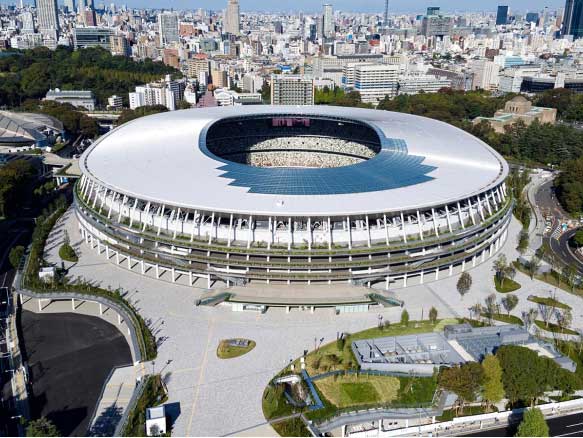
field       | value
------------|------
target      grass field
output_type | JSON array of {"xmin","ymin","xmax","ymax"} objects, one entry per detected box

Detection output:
[
  {"xmin": 527, "ymin": 296, "xmax": 571, "ymax": 310},
  {"xmin": 314, "ymin": 374, "xmax": 400, "ymax": 408},
  {"xmin": 216, "ymin": 339, "xmax": 256, "ymax": 359},
  {"xmin": 534, "ymin": 320, "xmax": 578, "ymax": 335},
  {"xmin": 271, "ymin": 417, "xmax": 310, "ymax": 437},
  {"xmin": 494, "ymin": 276, "xmax": 521, "ymax": 293},
  {"xmin": 489, "ymin": 313, "xmax": 523, "ymax": 325}
]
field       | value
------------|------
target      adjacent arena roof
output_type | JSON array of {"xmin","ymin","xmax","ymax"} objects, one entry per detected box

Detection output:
[{"xmin": 80, "ymin": 106, "xmax": 508, "ymax": 216}]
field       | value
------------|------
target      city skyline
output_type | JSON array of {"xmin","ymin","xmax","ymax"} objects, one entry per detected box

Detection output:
[{"xmin": 0, "ymin": 0, "xmax": 567, "ymax": 12}]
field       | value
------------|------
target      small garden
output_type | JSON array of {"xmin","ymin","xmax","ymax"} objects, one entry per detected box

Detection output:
[
  {"xmin": 123, "ymin": 374, "xmax": 168, "ymax": 437},
  {"xmin": 58, "ymin": 231, "xmax": 78, "ymax": 262},
  {"xmin": 216, "ymin": 339, "xmax": 256, "ymax": 359},
  {"xmin": 493, "ymin": 255, "xmax": 521, "ymax": 293}
]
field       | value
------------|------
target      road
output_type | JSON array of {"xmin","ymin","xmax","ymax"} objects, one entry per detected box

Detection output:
[
  {"xmin": 530, "ymin": 176, "xmax": 583, "ymax": 274},
  {"xmin": 467, "ymin": 411, "xmax": 583, "ymax": 437}
]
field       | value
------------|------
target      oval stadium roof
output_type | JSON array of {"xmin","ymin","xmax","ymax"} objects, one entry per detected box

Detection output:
[{"xmin": 80, "ymin": 106, "xmax": 508, "ymax": 216}]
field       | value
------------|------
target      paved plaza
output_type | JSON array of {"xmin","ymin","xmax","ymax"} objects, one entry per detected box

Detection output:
[{"xmin": 43, "ymin": 208, "xmax": 583, "ymax": 436}]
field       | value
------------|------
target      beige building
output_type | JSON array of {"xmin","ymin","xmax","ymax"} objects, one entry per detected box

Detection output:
[{"xmin": 473, "ymin": 96, "xmax": 557, "ymax": 133}]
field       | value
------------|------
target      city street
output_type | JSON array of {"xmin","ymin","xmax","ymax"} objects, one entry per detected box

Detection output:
[{"xmin": 467, "ymin": 412, "xmax": 583, "ymax": 437}]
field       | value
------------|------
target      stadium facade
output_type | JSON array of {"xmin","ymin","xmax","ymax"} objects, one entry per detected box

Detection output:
[{"xmin": 75, "ymin": 106, "xmax": 511, "ymax": 291}]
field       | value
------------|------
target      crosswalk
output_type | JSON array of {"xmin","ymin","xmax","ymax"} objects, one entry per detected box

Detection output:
[{"xmin": 551, "ymin": 225, "xmax": 562, "ymax": 240}]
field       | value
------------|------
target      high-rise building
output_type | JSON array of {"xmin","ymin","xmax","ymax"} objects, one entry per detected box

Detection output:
[
  {"xmin": 426, "ymin": 6, "xmax": 440, "ymax": 16},
  {"xmin": 158, "ymin": 12, "xmax": 179, "ymax": 45},
  {"xmin": 421, "ymin": 14, "xmax": 453, "ymax": 38},
  {"xmin": 19, "ymin": 11, "xmax": 35, "ymax": 33},
  {"xmin": 224, "ymin": 0, "xmax": 240, "ymax": 35},
  {"xmin": 36, "ymin": 0, "xmax": 60, "ymax": 40},
  {"xmin": 271, "ymin": 75, "xmax": 314, "ymax": 105},
  {"xmin": 73, "ymin": 27, "xmax": 113, "ymax": 50},
  {"xmin": 110, "ymin": 34, "xmax": 130, "ymax": 56},
  {"xmin": 525, "ymin": 12, "xmax": 539, "ymax": 23},
  {"xmin": 496, "ymin": 5, "xmax": 509, "ymax": 25},
  {"xmin": 352, "ymin": 64, "xmax": 399, "ymax": 104},
  {"xmin": 64, "ymin": 0, "xmax": 75, "ymax": 13},
  {"xmin": 322, "ymin": 3, "xmax": 334, "ymax": 38},
  {"xmin": 563, "ymin": 0, "xmax": 583, "ymax": 39}
]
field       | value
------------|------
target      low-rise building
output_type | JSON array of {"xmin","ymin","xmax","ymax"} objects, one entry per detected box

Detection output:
[
  {"xmin": 473, "ymin": 96, "xmax": 557, "ymax": 133},
  {"xmin": 44, "ymin": 89, "xmax": 96, "ymax": 111}
]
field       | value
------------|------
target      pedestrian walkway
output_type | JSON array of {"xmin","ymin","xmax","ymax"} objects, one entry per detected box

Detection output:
[{"xmin": 88, "ymin": 365, "xmax": 139, "ymax": 436}]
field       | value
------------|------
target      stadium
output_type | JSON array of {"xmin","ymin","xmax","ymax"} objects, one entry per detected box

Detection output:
[{"xmin": 75, "ymin": 106, "xmax": 511, "ymax": 297}]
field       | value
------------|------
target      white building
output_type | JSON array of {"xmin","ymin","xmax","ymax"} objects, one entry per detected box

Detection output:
[
  {"xmin": 214, "ymin": 88, "xmax": 262, "ymax": 106},
  {"xmin": 44, "ymin": 89, "xmax": 95, "ymax": 110},
  {"xmin": 353, "ymin": 64, "xmax": 400, "ymax": 104},
  {"xmin": 469, "ymin": 59, "xmax": 500, "ymax": 91},
  {"xmin": 129, "ymin": 75, "xmax": 185, "ymax": 111},
  {"xmin": 271, "ymin": 75, "xmax": 314, "ymax": 105},
  {"xmin": 398, "ymin": 74, "xmax": 452, "ymax": 95},
  {"xmin": 107, "ymin": 95, "xmax": 123, "ymax": 109}
]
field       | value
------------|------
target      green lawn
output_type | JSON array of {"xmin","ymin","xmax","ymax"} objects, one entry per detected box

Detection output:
[
  {"xmin": 528, "ymin": 296, "xmax": 571, "ymax": 310},
  {"xmin": 262, "ymin": 384, "xmax": 297, "ymax": 420},
  {"xmin": 494, "ymin": 276, "xmax": 521, "ymax": 293},
  {"xmin": 489, "ymin": 313, "xmax": 523, "ymax": 325},
  {"xmin": 534, "ymin": 320, "xmax": 578, "ymax": 336},
  {"xmin": 271, "ymin": 417, "xmax": 310, "ymax": 437},
  {"xmin": 217, "ymin": 339, "xmax": 256, "ymax": 359},
  {"xmin": 514, "ymin": 262, "xmax": 583, "ymax": 296},
  {"xmin": 341, "ymin": 382, "xmax": 380, "ymax": 404},
  {"xmin": 315, "ymin": 374, "xmax": 399, "ymax": 408}
]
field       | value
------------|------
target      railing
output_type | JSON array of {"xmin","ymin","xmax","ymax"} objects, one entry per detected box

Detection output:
[
  {"xmin": 75, "ymin": 183, "xmax": 513, "ymax": 258},
  {"xmin": 113, "ymin": 377, "xmax": 146, "ymax": 437}
]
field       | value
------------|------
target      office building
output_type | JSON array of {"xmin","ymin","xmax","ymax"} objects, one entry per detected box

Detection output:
[
  {"xmin": 427, "ymin": 6, "xmax": 440, "ymax": 15},
  {"xmin": 107, "ymin": 95, "xmax": 123, "ymax": 109},
  {"xmin": 563, "ymin": 0, "xmax": 583, "ymax": 39},
  {"xmin": 110, "ymin": 34, "xmax": 130, "ymax": 56},
  {"xmin": 73, "ymin": 27, "xmax": 113, "ymax": 50},
  {"xmin": 270, "ymin": 75, "xmax": 314, "ymax": 105},
  {"xmin": 44, "ymin": 89, "xmax": 96, "ymax": 110},
  {"xmin": 397, "ymin": 74, "xmax": 451, "ymax": 95},
  {"xmin": 158, "ymin": 12, "xmax": 179, "ymax": 45},
  {"xmin": 525, "ymin": 12, "xmax": 539, "ymax": 23},
  {"xmin": 36, "ymin": 0, "xmax": 60, "ymax": 40},
  {"xmin": 496, "ymin": 5, "xmax": 509, "ymax": 25},
  {"xmin": 353, "ymin": 64, "xmax": 399, "ymax": 104},
  {"xmin": 187, "ymin": 55, "xmax": 209, "ymax": 79},
  {"xmin": 19, "ymin": 11, "xmax": 34, "ymax": 33},
  {"xmin": 421, "ymin": 14, "xmax": 453, "ymax": 38},
  {"xmin": 224, "ymin": 0, "xmax": 240, "ymax": 35},
  {"xmin": 322, "ymin": 4, "xmax": 334, "ymax": 38}
]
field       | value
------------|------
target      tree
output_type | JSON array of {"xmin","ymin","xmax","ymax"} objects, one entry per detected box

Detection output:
[
  {"xmin": 555, "ymin": 308, "xmax": 573, "ymax": 333},
  {"xmin": 485, "ymin": 293, "xmax": 498, "ymax": 321},
  {"xmin": 501, "ymin": 294, "xmax": 519, "ymax": 316},
  {"xmin": 515, "ymin": 408, "xmax": 549, "ymax": 437},
  {"xmin": 429, "ymin": 306, "xmax": 438, "ymax": 324},
  {"xmin": 457, "ymin": 272, "xmax": 472, "ymax": 300},
  {"xmin": 26, "ymin": 418, "xmax": 60, "ymax": 437},
  {"xmin": 528, "ymin": 256, "xmax": 542, "ymax": 280},
  {"xmin": 493, "ymin": 255, "xmax": 509, "ymax": 287},
  {"xmin": 400, "ymin": 309, "xmax": 410, "ymax": 326},
  {"xmin": 438, "ymin": 362, "xmax": 484, "ymax": 412},
  {"xmin": 574, "ymin": 230, "xmax": 583, "ymax": 248},
  {"xmin": 482, "ymin": 355, "xmax": 505, "ymax": 411},
  {"xmin": 9, "ymin": 245, "xmax": 25, "ymax": 268}
]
